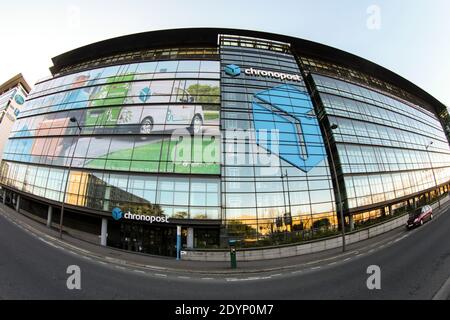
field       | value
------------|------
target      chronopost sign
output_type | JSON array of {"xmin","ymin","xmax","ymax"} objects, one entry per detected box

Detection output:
[
  {"xmin": 112, "ymin": 207, "xmax": 170, "ymax": 223},
  {"xmin": 225, "ymin": 64, "xmax": 302, "ymax": 82}
]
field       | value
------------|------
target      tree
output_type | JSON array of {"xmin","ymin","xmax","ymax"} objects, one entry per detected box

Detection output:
[
  {"xmin": 313, "ymin": 218, "xmax": 331, "ymax": 230},
  {"xmin": 186, "ymin": 84, "xmax": 220, "ymax": 104}
]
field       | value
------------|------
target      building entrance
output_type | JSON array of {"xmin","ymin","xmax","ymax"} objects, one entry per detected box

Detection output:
[
  {"xmin": 119, "ymin": 222, "xmax": 180, "ymax": 257},
  {"xmin": 109, "ymin": 220, "xmax": 221, "ymax": 257}
]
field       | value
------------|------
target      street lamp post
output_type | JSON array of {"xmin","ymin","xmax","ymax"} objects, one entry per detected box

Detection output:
[
  {"xmin": 59, "ymin": 117, "xmax": 82, "ymax": 239},
  {"xmin": 321, "ymin": 123, "xmax": 346, "ymax": 252},
  {"xmin": 425, "ymin": 141, "xmax": 440, "ymax": 209},
  {"xmin": 281, "ymin": 170, "xmax": 293, "ymax": 235}
]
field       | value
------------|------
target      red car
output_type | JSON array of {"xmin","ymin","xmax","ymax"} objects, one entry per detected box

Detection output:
[{"xmin": 406, "ymin": 205, "xmax": 433, "ymax": 229}]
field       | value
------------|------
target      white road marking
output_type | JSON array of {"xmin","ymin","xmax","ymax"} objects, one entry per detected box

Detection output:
[
  {"xmin": 226, "ymin": 278, "xmax": 238, "ymax": 282},
  {"xmin": 134, "ymin": 270, "xmax": 145, "ymax": 274},
  {"xmin": 178, "ymin": 276, "xmax": 190, "ymax": 279},
  {"xmin": 343, "ymin": 258, "xmax": 351, "ymax": 262},
  {"xmin": 394, "ymin": 235, "xmax": 408, "ymax": 243},
  {"xmin": 144, "ymin": 265, "xmax": 166, "ymax": 270},
  {"xmin": 154, "ymin": 273, "xmax": 167, "ymax": 277},
  {"xmin": 38, "ymin": 238, "xmax": 60, "ymax": 249}
]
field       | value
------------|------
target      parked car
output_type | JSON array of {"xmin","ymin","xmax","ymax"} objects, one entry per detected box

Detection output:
[{"xmin": 406, "ymin": 205, "xmax": 433, "ymax": 229}]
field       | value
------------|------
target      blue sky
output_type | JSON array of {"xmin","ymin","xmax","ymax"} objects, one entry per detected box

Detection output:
[{"xmin": 1, "ymin": 0, "xmax": 449, "ymax": 106}]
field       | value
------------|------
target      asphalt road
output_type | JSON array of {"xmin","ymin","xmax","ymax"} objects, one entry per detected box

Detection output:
[{"xmin": 0, "ymin": 204, "xmax": 449, "ymax": 300}]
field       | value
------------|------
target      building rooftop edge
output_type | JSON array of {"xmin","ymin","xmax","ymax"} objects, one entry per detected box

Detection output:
[
  {"xmin": 48, "ymin": 27, "xmax": 446, "ymax": 112},
  {"xmin": 0, "ymin": 73, "xmax": 32, "ymax": 95}
]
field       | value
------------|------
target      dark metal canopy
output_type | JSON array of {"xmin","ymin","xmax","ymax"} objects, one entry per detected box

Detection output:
[{"xmin": 50, "ymin": 27, "xmax": 446, "ymax": 112}]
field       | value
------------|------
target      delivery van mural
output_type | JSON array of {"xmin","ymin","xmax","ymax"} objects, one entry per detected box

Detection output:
[
  {"xmin": 84, "ymin": 75, "xmax": 206, "ymax": 134},
  {"xmin": 85, "ymin": 75, "xmax": 135, "ymax": 128}
]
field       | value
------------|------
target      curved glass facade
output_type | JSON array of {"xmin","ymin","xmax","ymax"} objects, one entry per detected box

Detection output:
[
  {"xmin": 1, "ymin": 32, "xmax": 449, "ymax": 255},
  {"xmin": 2, "ymin": 57, "xmax": 222, "ymax": 221}
]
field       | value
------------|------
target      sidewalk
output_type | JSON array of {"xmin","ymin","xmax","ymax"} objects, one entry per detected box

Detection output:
[{"xmin": 1, "ymin": 201, "xmax": 447, "ymax": 275}]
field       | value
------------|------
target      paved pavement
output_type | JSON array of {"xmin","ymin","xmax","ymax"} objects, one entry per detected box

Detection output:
[{"xmin": 0, "ymin": 201, "xmax": 449, "ymax": 299}]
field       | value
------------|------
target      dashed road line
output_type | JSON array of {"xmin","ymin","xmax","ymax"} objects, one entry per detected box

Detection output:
[
  {"xmin": 133, "ymin": 270, "xmax": 145, "ymax": 274},
  {"xmin": 226, "ymin": 278, "xmax": 238, "ymax": 282},
  {"xmin": 154, "ymin": 273, "xmax": 167, "ymax": 277}
]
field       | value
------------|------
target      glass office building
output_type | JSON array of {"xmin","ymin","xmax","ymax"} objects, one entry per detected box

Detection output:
[{"xmin": 1, "ymin": 29, "xmax": 449, "ymax": 256}]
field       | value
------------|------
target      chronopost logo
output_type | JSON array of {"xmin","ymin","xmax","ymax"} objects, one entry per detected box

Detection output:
[
  {"xmin": 111, "ymin": 207, "xmax": 169, "ymax": 223},
  {"xmin": 225, "ymin": 64, "xmax": 302, "ymax": 82}
]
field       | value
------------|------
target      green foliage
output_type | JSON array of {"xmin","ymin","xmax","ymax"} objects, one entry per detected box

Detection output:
[
  {"xmin": 313, "ymin": 218, "xmax": 331, "ymax": 230},
  {"xmin": 186, "ymin": 84, "xmax": 220, "ymax": 104}
]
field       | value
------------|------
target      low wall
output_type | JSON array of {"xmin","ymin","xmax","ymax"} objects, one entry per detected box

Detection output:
[{"xmin": 183, "ymin": 194, "xmax": 449, "ymax": 262}]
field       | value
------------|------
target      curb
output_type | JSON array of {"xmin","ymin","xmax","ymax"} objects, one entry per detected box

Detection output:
[{"xmin": 433, "ymin": 276, "xmax": 450, "ymax": 300}]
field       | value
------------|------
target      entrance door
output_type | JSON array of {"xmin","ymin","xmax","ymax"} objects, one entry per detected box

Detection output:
[
  {"xmin": 142, "ymin": 226, "xmax": 177, "ymax": 257},
  {"xmin": 120, "ymin": 222, "xmax": 177, "ymax": 257}
]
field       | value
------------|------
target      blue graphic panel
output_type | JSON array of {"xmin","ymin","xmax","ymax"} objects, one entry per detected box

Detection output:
[{"xmin": 252, "ymin": 84, "xmax": 326, "ymax": 172}]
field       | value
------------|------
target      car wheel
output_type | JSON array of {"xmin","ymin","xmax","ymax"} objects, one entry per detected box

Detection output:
[
  {"xmin": 190, "ymin": 114, "xmax": 203, "ymax": 134},
  {"xmin": 430, "ymin": 214, "xmax": 433, "ymax": 220},
  {"xmin": 420, "ymin": 219, "xmax": 424, "ymax": 226},
  {"xmin": 140, "ymin": 117, "xmax": 154, "ymax": 134}
]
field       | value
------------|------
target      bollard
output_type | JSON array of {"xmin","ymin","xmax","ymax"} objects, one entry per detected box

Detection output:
[{"xmin": 229, "ymin": 240, "xmax": 237, "ymax": 269}]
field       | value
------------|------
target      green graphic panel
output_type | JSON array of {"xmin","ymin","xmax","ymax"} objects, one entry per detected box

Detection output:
[
  {"xmin": 85, "ymin": 74, "xmax": 135, "ymax": 127},
  {"xmin": 85, "ymin": 136, "xmax": 219, "ymax": 175}
]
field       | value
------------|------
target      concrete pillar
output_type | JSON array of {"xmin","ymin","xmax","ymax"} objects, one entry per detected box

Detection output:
[
  {"xmin": 2, "ymin": 190, "xmax": 5, "ymax": 205},
  {"xmin": 187, "ymin": 227, "xmax": 194, "ymax": 249},
  {"xmin": 15, "ymin": 194, "xmax": 20, "ymax": 212},
  {"xmin": 349, "ymin": 215, "xmax": 355, "ymax": 231},
  {"xmin": 100, "ymin": 218, "xmax": 108, "ymax": 246},
  {"xmin": 47, "ymin": 206, "xmax": 53, "ymax": 228}
]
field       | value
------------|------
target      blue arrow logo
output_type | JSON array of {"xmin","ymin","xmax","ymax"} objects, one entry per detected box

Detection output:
[
  {"xmin": 139, "ymin": 87, "xmax": 151, "ymax": 103},
  {"xmin": 112, "ymin": 207, "xmax": 123, "ymax": 220},
  {"xmin": 224, "ymin": 64, "xmax": 241, "ymax": 77},
  {"xmin": 252, "ymin": 84, "xmax": 326, "ymax": 172}
]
